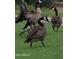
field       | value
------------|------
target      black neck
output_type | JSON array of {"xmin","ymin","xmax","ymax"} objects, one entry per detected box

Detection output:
[
  {"xmin": 54, "ymin": 7, "xmax": 58, "ymax": 16},
  {"xmin": 35, "ymin": 1, "xmax": 41, "ymax": 10},
  {"xmin": 38, "ymin": 17, "xmax": 44, "ymax": 26}
]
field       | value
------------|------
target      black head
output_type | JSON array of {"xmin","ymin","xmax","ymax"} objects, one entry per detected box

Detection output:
[
  {"xmin": 36, "ymin": 0, "xmax": 42, "ymax": 4},
  {"xmin": 50, "ymin": 6, "xmax": 58, "ymax": 16},
  {"xmin": 35, "ymin": 0, "xmax": 42, "ymax": 9}
]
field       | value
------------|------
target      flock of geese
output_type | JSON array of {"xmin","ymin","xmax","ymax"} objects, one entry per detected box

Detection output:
[{"xmin": 15, "ymin": 0, "xmax": 62, "ymax": 48}]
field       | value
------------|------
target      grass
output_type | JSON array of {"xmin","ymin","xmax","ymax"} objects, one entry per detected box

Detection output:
[{"xmin": 15, "ymin": 5, "xmax": 63, "ymax": 59}]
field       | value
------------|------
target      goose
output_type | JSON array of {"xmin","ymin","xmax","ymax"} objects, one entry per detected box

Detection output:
[
  {"xmin": 24, "ymin": 18, "xmax": 46, "ymax": 48},
  {"xmin": 50, "ymin": 7, "xmax": 62, "ymax": 31},
  {"xmin": 37, "ymin": 7, "xmax": 62, "ymax": 32},
  {"xmin": 15, "ymin": 1, "xmax": 30, "ymax": 23},
  {"xmin": 19, "ymin": 0, "xmax": 42, "ymax": 35}
]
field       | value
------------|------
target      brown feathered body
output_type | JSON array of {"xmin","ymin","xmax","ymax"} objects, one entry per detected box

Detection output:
[
  {"xmin": 25, "ymin": 25, "xmax": 46, "ymax": 43},
  {"xmin": 50, "ymin": 7, "xmax": 62, "ymax": 31},
  {"xmin": 51, "ymin": 16, "xmax": 62, "ymax": 26}
]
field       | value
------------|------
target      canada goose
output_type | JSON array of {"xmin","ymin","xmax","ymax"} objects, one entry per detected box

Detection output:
[
  {"xmin": 19, "ymin": 0, "xmax": 42, "ymax": 35},
  {"xmin": 15, "ymin": 1, "xmax": 30, "ymax": 23},
  {"xmin": 38, "ymin": 7, "xmax": 62, "ymax": 32},
  {"xmin": 22, "ymin": 0, "xmax": 42, "ymax": 28},
  {"xmin": 15, "ymin": 0, "xmax": 42, "ymax": 23},
  {"xmin": 19, "ymin": 7, "xmax": 42, "ymax": 35},
  {"xmin": 50, "ymin": 7, "xmax": 62, "ymax": 32},
  {"xmin": 24, "ymin": 19, "xmax": 46, "ymax": 48}
]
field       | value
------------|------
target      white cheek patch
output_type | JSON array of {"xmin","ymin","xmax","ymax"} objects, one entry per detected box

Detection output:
[
  {"xmin": 44, "ymin": 17, "xmax": 46, "ymax": 21},
  {"xmin": 47, "ymin": 17, "xmax": 52, "ymax": 22},
  {"xmin": 52, "ymin": 7, "xmax": 55, "ymax": 10},
  {"xmin": 39, "ymin": 0, "xmax": 42, "ymax": 3},
  {"xmin": 40, "ymin": 20, "xmax": 45, "ymax": 23}
]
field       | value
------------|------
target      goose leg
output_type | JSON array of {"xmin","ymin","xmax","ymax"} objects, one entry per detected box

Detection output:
[
  {"xmin": 56, "ymin": 26, "xmax": 59, "ymax": 32},
  {"xmin": 56, "ymin": 24, "xmax": 61, "ymax": 32},
  {"xmin": 19, "ymin": 29, "xmax": 26, "ymax": 35},
  {"xmin": 23, "ymin": 21, "xmax": 30, "ymax": 29},
  {"xmin": 30, "ymin": 41, "xmax": 33, "ymax": 48},
  {"xmin": 19, "ymin": 21, "xmax": 30, "ymax": 35},
  {"xmin": 24, "ymin": 39, "xmax": 27, "ymax": 43},
  {"xmin": 52, "ymin": 25, "xmax": 55, "ymax": 32},
  {"xmin": 41, "ymin": 41, "xmax": 45, "ymax": 47}
]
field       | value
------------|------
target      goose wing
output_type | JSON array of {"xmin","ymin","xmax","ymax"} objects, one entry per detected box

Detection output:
[{"xmin": 26, "ymin": 26, "xmax": 40, "ymax": 40}]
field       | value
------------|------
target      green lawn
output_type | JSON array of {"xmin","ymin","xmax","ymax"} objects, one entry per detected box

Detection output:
[{"xmin": 15, "ymin": 5, "xmax": 63, "ymax": 59}]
